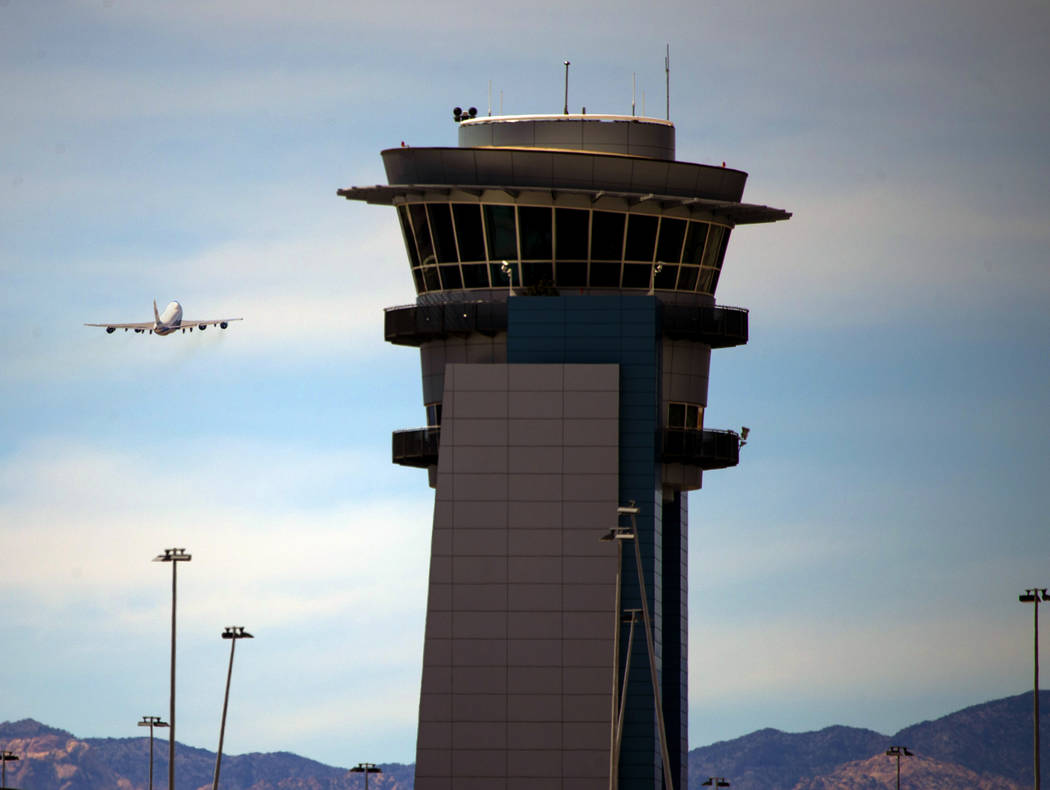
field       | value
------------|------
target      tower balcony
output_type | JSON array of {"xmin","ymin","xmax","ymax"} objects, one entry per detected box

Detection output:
[
  {"xmin": 384, "ymin": 301, "xmax": 748, "ymax": 348},
  {"xmin": 391, "ymin": 426, "xmax": 740, "ymax": 470}
]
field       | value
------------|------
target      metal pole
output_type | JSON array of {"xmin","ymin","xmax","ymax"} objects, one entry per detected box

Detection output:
[
  {"xmin": 149, "ymin": 724, "xmax": 154, "ymax": 790},
  {"xmin": 630, "ymin": 518, "xmax": 674, "ymax": 790},
  {"xmin": 614, "ymin": 612, "xmax": 638, "ymax": 765},
  {"xmin": 170, "ymin": 560, "xmax": 177, "ymax": 790},
  {"xmin": 896, "ymin": 749, "xmax": 901, "ymax": 790},
  {"xmin": 563, "ymin": 61, "xmax": 570, "ymax": 114},
  {"xmin": 1036, "ymin": 594, "xmax": 1041, "ymax": 790},
  {"xmin": 213, "ymin": 639, "xmax": 237, "ymax": 790},
  {"xmin": 609, "ymin": 539, "xmax": 623, "ymax": 790}
]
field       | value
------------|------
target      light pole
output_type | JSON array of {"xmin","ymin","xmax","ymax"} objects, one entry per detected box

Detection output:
[
  {"xmin": 702, "ymin": 779, "xmax": 730, "ymax": 788},
  {"xmin": 213, "ymin": 627, "xmax": 253, "ymax": 790},
  {"xmin": 1, "ymin": 751, "xmax": 18, "ymax": 789},
  {"xmin": 885, "ymin": 746, "xmax": 912, "ymax": 790},
  {"xmin": 138, "ymin": 716, "xmax": 169, "ymax": 790},
  {"xmin": 1020, "ymin": 587, "xmax": 1049, "ymax": 790},
  {"xmin": 154, "ymin": 547, "xmax": 191, "ymax": 790},
  {"xmin": 600, "ymin": 504, "xmax": 675, "ymax": 790},
  {"xmin": 350, "ymin": 762, "xmax": 381, "ymax": 790}
]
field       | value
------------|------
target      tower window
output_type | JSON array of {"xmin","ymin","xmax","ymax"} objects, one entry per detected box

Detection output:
[{"xmin": 667, "ymin": 402, "xmax": 704, "ymax": 431}]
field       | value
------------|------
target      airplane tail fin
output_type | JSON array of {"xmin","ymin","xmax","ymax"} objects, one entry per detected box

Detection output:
[{"xmin": 153, "ymin": 299, "xmax": 160, "ymax": 325}]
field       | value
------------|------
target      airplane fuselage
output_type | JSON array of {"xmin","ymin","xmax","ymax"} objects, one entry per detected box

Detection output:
[{"xmin": 153, "ymin": 300, "xmax": 183, "ymax": 335}]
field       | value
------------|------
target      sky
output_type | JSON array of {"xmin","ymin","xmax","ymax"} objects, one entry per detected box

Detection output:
[{"xmin": 2, "ymin": 0, "xmax": 1049, "ymax": 770}]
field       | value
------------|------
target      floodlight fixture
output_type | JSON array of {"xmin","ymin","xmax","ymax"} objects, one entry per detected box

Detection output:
[
  {"xmin": 1, "ymin": 751, "xmax": 19, "ymax": 790},
  {"xmin": 350, "ymin": 763, "xmax": 382, "ymax": 790},
  {"xmin": 138, "ymin": 716, "xmax": 168, "ymax": 790},
  {"xmin": 885, "ymin": 746, "xmax": 913, "ymax": 790},
  {"xmin": 1020, "ymin": 587, "xmax": 1048, "ymax": 790},
  {"xmin": 647, "ymin": 262, "xmax": 665, "ymax": 295},
  {"xmin": 702, "ymin": 779, "xmax": 730, "ymax": 788},
  {"xmin": 154, "ymin": 547, "xmax": 191, "ymax": 790},
  {"xmin": 213, "ymin": 626, "xmax": 254, "ymax": 790},
  {"xmin": 500, "ymin": 260, "xmax": 519, "ymax": 297}
]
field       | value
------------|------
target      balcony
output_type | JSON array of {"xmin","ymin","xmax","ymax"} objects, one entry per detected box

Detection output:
[
  {"xmin": 393, "ymin": 426, "xmax": 740, "ymax": 471},
  {"xmin": 660, "ymin": 428, "xmax": 740, "ymax": 470},
  {"xmin": 384, "ymin": 301, "xmax": 747, "ymax": 348},
  {"xmin": 392, "ymin": 428, "xmax": 440, "ymax": 468}
]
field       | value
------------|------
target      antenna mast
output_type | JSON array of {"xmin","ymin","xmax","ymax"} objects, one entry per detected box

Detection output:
[
  {"xmin": 563, "ymin": 60, "xmax": 570, "ymax": 114},
  {"xmin": 665, "ymin": 44, "xmax": 670, "ymax": 120}
]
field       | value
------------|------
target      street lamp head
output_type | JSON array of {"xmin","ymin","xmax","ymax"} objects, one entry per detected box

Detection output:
[
  {"xmin": 139, "ymin": 716, "xmax": 168, "ymax": 727},
  {"xmin": 0, "ymin": 752, "xmax": 19, "ymax": 762},
  {"xmin": 154, "ymin": 548, "xmax": 192, "ymax": 562},
  {"xmin": 702, "ymin": 778, "xmax": 729, "ymax": 787},
  {"xmin": 222, "ymin": 626, "xmax": 254, "ymax": 640},
  {"xmin": 886, "ymin": 745, "xmax": 913, "ymax": 757},
  {"xmin": 350, "ymin": 763, "xmax": 382, "ymax": 774}
]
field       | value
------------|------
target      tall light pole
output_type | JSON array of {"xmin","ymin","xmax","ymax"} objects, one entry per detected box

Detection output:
[
  {"xmin": 213, "ymin": 627, "xmax": 253, "ymax": 790},
  {"xmin": 154, "ymin": 547, "xmax": 191, "ymax": 790},
  {"xmin": 1020, "ymin": 587, "xmax": 1049, "ymax": 790},
  {"xmin": 601, "ymin": 503, "xmax": 674, "ymax": 790},
  {"xmin": 1, "ymin": 751, "xmax": 18, "ymax": 789},
  {"xmin": 885, "ymin": 746, "xmax": 912, "ymax": 790},
  {"xmin": 138, "ymin": 716, "xmax": 169, "ymax": 790},
  {"xmin": 350, "ymin": 762, "xmax": 381, "ymax": 790}
]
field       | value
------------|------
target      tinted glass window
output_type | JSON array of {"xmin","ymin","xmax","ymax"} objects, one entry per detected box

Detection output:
[
  {"xmin": 668, "ymin": 403, "xmax": 685, "ymax": 428},
  {"xmin": 677, "ymin": 266, "xmax": 699, "ymax": 291},
  {"xmin": 409, "ymin": 204, "xmax": 435, "ymax": 264},
  {"xmin": 523, "ymin": 261, "xmax": 553, "ymax": 286},
  {"xmin": 422, "ymin": 267, "xmax": 440, "ymax": 292},
  {"xmin": 590, "ymin": 262, "xmax": 621, "ymax": 287},
  {"xmin": 701, "ymin": 226, "xmax": 725, "ymax": 269},
  {"xmin": 453, "ymin": 204, "xmax": 486, "ymax": 262},
  {"xmin": 591, "ymin": 211, "xmax": 625, "ymax": 260},
  {"xmin": 411, "ymin": 268, "xmax": 425, "ymax": 293},
  {"xmin": 622, "ymin": 263, "xmax": 652, "ymax": 289},
  {"xmin": 484, "ymin": 205, "xmax": 517, "ymax": 261},
  {"xmin": 625, "ymin": 214, "xmax": 658, "ymax": 262},
  {"xmin": 439, "ymin": 264, "xmax": 463, "ymax": 290},
  {"xmin": 519, "ymin": 206, "xmax": 552, "ymax": 260},
  {"xmin": 555, "ymin": 208, "xmax": 589, "ymax": 260},
  {"xmin": 398, "ymin": 206, "xmax": 420, "ymax": 267},
  {"xmin": 682, "ymin": 221, "xmax": 708, "ymax": 266},
  {"xmin": 428, "ymin": 204, "xmax": 457, "ymax": 263},
  {"xmin": 656, "ymin": 218, "xmax": 686, "ymax": 264},
  {"xmin": 461, "ymin": 263, "xmax": 489, "ymax": 289},
  {"xmin": 557, "ymin": 261, "xmax": 587, "ymax": 287}
]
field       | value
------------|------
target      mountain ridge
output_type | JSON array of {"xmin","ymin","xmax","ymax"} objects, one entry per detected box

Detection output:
[{"xmin": 2, "ymin": 690, "xmax": 1046, "ymax": 790}]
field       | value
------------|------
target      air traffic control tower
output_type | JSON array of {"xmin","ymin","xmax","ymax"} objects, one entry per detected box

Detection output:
[{"xmin": 339, "ymin": 111, "xmax": 789, "ymax": 790}]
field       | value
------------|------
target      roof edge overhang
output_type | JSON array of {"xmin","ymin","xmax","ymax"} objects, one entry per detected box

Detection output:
[{"xmin": 336, "ymin": 184, "xmax": 791, "ymax": 225}]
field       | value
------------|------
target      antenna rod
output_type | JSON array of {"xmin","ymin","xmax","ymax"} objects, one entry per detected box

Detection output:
[
  {"xmin": 632, "ymin": 72, "xmax": 636, "ymax": 117},
  {"xmin": 563, "ymin": 60, "xmax": 570, "ymax": 114},
  {"xmin": 665, "ymin": 44, "xmax": 670, "ymax": 120},
  {"xmin": 488, "ymin": 80, "xmax": 492, "ymax": 116}
]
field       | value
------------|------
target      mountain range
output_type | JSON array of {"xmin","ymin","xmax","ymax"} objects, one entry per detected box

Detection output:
[{"xmin": 1, "ymin": 690, "xmax": 1046, "ymax": 790}]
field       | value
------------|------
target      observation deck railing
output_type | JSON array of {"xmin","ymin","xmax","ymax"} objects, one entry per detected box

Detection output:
[
  {"xmin": 392, "ymin": 426, "xmax": 740, "ymax": 470},
  {"xmin": 384, "ymin": 301, "xmax": 747, "ymax": 348}
]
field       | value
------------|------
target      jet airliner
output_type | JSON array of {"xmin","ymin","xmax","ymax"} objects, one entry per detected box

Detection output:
[{"xmin": 85, "ymin": 300, "xmax": 243, "ymax": 335}]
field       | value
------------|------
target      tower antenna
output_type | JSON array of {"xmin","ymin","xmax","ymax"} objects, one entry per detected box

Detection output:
[
  {"xmin": 563, "ymin": 60, "xmax": 570, "ymax": 114},
  {"xmin": 488, "ymin": 80, "xmax": 492, "ymax": 116},
  {"xmin": 632, "ymin": 72, "xmax": 636, "ymax": 117},
  {"xmin": 665, "ymin": 44, "xmax": 670, "ymax": 120}
]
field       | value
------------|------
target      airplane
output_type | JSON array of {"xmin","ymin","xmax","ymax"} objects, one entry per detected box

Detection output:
[{"xmin": 85, "ymin": 300, "xmax": 243, "ymax": 335}]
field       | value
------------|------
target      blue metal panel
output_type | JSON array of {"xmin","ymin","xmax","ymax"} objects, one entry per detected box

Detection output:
[{"xmin": 508, "ymin": 294, "xmax": 673, "ymax": 790}]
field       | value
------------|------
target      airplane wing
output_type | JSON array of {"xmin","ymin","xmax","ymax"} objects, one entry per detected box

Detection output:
[
  {"xmin": 84, "ymin": 322, "xmax": 156, "ymax": 329},
  {"xmin": 179, "ymin": 317, "xmax": 244, "ymax": 328}
]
